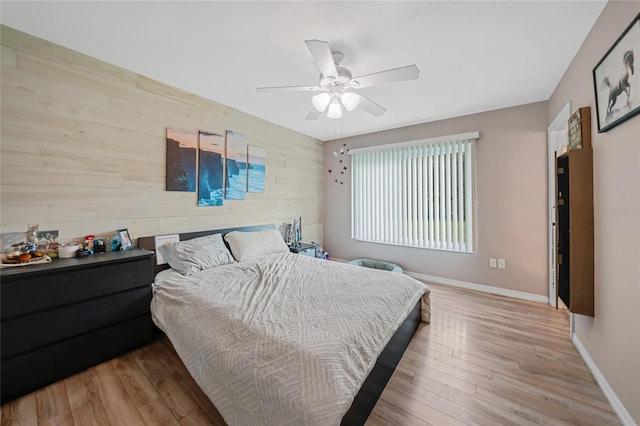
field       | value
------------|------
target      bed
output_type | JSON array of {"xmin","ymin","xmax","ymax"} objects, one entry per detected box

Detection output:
[{"xmin": 139, "ymin": 225, "xmax": 430, "ymax": 425}]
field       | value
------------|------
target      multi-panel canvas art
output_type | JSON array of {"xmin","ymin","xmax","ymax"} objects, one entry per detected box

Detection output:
[
  {"xmin": 225, "ymin": 131, "xmax": 248, "ymax": 200},
  {"xmin": 247, "ymin": 146, "xmax": 266, "ymax": 193},
  {"xmin": 165, "ymin": 127, "xmax": 266, "ymax": 205},
  {"xmin": 166, "ymin": 129, "xmax": 197, "ymax": 192},
  {"xmin": 198, "ymin": 130, "xmax": 225, "ymax": 206}
]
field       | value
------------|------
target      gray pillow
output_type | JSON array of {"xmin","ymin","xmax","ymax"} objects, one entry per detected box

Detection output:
[
  {"xmin": 224, "ymin": 229, "xmax": 289, "ymax": 262},
  {"xmin": 157, "ymin": 233, "xmax": 235, "ymax": 276}
]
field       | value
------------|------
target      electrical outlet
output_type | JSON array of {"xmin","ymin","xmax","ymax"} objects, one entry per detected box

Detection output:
[
  {"xmin": 489, "ymin": 258, "xmax": 497, "ymax": 268},
  {"xmin": 498, "ymin": 258, "xmax": 506, "ymax": 269}
]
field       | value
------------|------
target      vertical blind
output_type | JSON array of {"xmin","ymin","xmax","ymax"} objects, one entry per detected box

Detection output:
[{"xmin": 350, "ymin": 133, "xmax": 477, "ymax": 253}]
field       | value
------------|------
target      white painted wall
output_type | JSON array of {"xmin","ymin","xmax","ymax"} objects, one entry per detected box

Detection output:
[{"xmin": 324, "ymin": 101, "xmax": 549, "ymax": 297}]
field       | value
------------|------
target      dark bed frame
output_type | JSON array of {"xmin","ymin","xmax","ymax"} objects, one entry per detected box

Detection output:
[{"xmin": 138, "ymin": 224, "xmax": 421, "ymax": 426}]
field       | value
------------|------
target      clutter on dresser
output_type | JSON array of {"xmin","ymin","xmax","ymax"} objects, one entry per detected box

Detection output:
[
  {"xmin": 58, "ymin": 242, "xmax": 80, "ymax": 258},
  {"xmin": 0, "ymin": 225, "xmax": 52, "ymax": 267},
  {"xmin": 94, "ymin": 238, "xmax": 107, "ymax": 253},
  {"xmin": 1, "ymin": 225, "xmax": 135, "ymax": 266},
  {"xmin": 84, "ymin": 235, "xmax": 95, "ymax": 250}
]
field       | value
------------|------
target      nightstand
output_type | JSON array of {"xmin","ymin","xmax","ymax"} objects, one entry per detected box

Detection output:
[{"xmin": 289, "ymin": 242, "xmax": 316, "ymax": 257}]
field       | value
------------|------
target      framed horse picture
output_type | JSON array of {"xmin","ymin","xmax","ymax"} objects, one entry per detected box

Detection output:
[{"xmin": 593, "ymin": 13, "xmax": 640, "ymax": 133}]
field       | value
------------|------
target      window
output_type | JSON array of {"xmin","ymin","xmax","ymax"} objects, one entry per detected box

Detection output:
[{"xmin": 350, "ymin": 132, "xmax": 478, "ymax": 253}]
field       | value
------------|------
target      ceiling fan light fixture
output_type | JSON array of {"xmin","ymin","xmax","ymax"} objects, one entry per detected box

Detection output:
[
  {"xmin": 312, "ymin": 93, "xmax": 331, "ymax": 112},
  {"xmin": 340, "ymin": 92, "xmax": 360, "ymax": 112},
  {"xmin": 257, "ymin": 40, "xmax": 420, "ymax": 122},
  {"xmin": 326, "ymin": 97, "xmax": 343, "ymax": 119}
]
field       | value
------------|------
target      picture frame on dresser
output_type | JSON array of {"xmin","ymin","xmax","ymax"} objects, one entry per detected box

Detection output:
[{"xmin": 117, "ymin": 228, "xmax": 133, "ymax": 250}]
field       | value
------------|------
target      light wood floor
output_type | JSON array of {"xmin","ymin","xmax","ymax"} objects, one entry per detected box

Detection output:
[{"xmin": 1, "ymin": 283, "xmax": 620, "ymax": 426}]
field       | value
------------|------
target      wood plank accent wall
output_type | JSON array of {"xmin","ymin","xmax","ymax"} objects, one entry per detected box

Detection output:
[{"xmin": 0, "ymin": 26, "xmax": 324, "ymax": 243}]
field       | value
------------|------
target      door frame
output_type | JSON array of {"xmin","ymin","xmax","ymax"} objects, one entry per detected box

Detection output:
[{"xmin": 547, "ymin": 101, "xmax": 571, "ymax": 308}]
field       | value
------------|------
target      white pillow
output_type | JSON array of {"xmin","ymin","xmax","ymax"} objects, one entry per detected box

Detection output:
[
  {"xmin": 224, "ymin": 229, "xmax": 289, "ymax": 262},
  {"xmin": 157, "ymin": 233, "xmax": 235, "ymax": 276}
]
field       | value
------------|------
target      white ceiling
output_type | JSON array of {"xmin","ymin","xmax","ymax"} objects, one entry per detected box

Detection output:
[{"xmin": 1, "ymin": 1, "xmax": 606, "ymax": 141}]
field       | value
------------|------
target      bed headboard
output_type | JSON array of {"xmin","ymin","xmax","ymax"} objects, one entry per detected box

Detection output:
[{"xmin": 138, "ymin": 223, "xmax": 276, "ymax": 275}]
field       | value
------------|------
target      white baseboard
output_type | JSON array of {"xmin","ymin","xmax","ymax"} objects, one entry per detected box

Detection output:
[
  {"xmin": 335, "ymin": 261, "xmax": 548, "ymax": 304},
  {"xmin": 572, "ymin": 334, "xmax": 635, "ymax": 426},
  {"xmin": 404, "ymin": 271, "xmax": 549, "ymax": 304}
]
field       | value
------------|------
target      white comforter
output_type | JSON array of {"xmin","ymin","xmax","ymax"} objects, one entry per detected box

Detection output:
[{"xmin": 151, "ymin": 253, "xmax": 429, "ymax": 426}]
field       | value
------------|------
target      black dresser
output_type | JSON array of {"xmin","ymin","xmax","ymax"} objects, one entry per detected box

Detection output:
[{"xmin": 1, "ymin": 249, "xmax": 154, "ymax": 403}]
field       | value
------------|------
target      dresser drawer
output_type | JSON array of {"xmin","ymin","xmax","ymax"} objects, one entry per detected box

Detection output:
[
  {"xmin": 1, "ymin": 286, "xmax": 151, "ymax": 359},
  {"xmin": 1, "ymin": 315, "xmax": 153, "ymax": 403},
  {"xmin": 1, "ymin": 257, "xmax": 152, "ymax": 319}
]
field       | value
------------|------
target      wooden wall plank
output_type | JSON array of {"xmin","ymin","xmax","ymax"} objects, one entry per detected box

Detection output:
[
  {"xmin": 1, "ymin": 45, "xmax": 17, "ymax": 68},
  {"xmin": 1, "ymin": 66, "xmax": 111, "ymax": 109},
  {"xmin": 1, "ymin": 26, "xmax": 137, "ymax": 86},
  {"xmin": 0, "ymin": 25, "xmax": 324, "ymax": 244}
]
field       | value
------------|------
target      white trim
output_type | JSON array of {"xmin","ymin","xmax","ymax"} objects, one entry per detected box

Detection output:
[
  {"xmin": 348, "ymin": 131, "xmax": 480, "ymax": 155},
  {"xmin": 547, "ymin": 101, "xmax": 571, "ymax": 308},
  {"xmin": 549, "ymin": 101, "xmax": 572, "ymax": 132},
  {"xmin": 572, "ymin": 334, "xmax": 635, "ymax": 426},
  {"xmin": 570, "ymin": 311, "xmax": 575, "ymax": 338},
  {"xmin": 405, "ymin": 271, "xmax": 549, "ymax": 303}
]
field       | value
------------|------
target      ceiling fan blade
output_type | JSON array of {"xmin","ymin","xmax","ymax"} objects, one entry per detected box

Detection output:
[
  {"xmin": 305, "ymin": 106, "xmax": 323, "ymax": 121},
  {"xmin": 352, "ymin": 65, "xmax": 420, "ymax": 88},
  {"xmin": 305, "ymin": 39, "xmax": 338, "ymax": 80},
  {"xmin": 256, "ymin": 85, "xmax": 322, "ymax": 93},
  {"xmin": 358, "ymin": 95, "xmax": 387, "ymax": 117}
]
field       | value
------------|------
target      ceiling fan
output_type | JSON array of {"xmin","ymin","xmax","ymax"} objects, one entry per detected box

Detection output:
[{"xmin": 256, "ymin": 40, "xmax": 420, "ymax": 120}]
